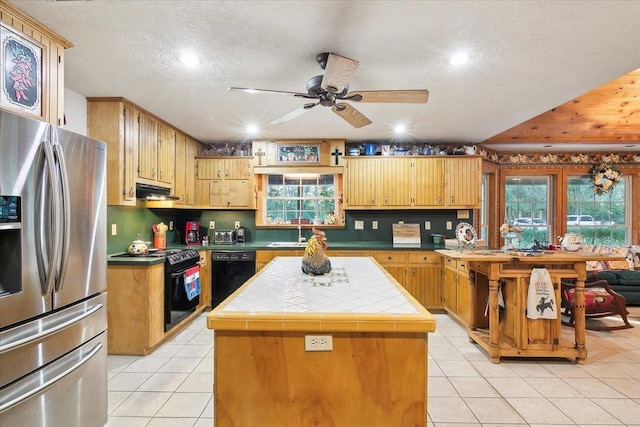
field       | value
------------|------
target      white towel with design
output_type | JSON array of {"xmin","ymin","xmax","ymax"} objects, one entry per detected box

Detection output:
[{"xmin": 527, "ymin": 268, "xmax": 557, "ymax": 319}]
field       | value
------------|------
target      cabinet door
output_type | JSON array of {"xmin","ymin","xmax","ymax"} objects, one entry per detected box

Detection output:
[
  {"xmin": 456, "ymin": 271, "xmax": 471, "ymax": 325},
  {"xmin": 443, "ymin": 263, "xmax": 457, "ymax": 314},
  {"xmin": 344, "ymin": 158, "xmax": 379, "ymax": 208},
  {"xmin": 157, "ymin": 123, "xmax": 175, "ymax": 185},
  {"xmin": 122, "ymin": 104, "xmax": 139, "ymax": 204},
  {"xmin": 407, "ymin": 252, "xmax": 443, "ymax": 309},
  {"xmin": 174, "ymin": 133, "xmax": 186, "ymax": 206},
  {"xmin": 184, "ymin": 138, "xmax": 197, "ymax": 206},
  {"xmin": 226, "ymin": 159, "xmax": 251, "ymax": 180},
  {"xmin": 210, "ymin": 180, "xmax": 253, "ymax": 208},
  {"xmin": 445, "ymin": 157, "xmax": 481, "ymax": 208},
  {"xmin": 138, "ymin": 113, "xmax": 158, "ymax": 180},
  {"xmin": 381, "ymin": 158, "xmax": 412, "ymax": 206},
  {"xmin": 413, "ymin": 158, "xmax": 444, "ymax": 206},
  {"xmin": 196, "ymin": 159, "xmax": 223, "ymax": 180},
  {"xmin": 198, "ymin": 251, "xmax": 211, "ymax": 309}
]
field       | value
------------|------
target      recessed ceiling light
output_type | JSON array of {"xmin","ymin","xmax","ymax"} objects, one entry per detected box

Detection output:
[
  {"xmin": 179, "ymin": 52, "xmax": 200, "ymax": 67},
  {"xmin": 543, "ymin": 145, "xmax": 552, "ymax": 148},
  {"xmin": 625, "ymin": 144, "xmax": 635, "ymax": 148},
  {"xmin": 394, "ymin": 124, "xmax": 406, "ymax": 134},
  {"xmin": 246, "ymin": 124, "xmax": 259, "ymax": 135},
  {"xmin": 449, "ymin": 52, "xmax": 469, "ymax": 66}
]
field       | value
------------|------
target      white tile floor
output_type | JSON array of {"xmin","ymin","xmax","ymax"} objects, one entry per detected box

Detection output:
[{"xmin": 106, "ymin": 309, "xmax": 640, "ymax": 426}]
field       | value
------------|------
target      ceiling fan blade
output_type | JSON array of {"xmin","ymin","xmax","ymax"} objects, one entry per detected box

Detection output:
[
  {"xmin": 332, "ymin": 103, "xmax": 372, "ymax": 128},
  {"xmin": 267, "ymin": 104, "xmax": 317, "ymax": 125},
  {"xmin": 346, "ymin": 90, "xmax": 429, "ymax": 103},
  {"xmin": 321, "ymin": 53, "xmax": 359, "ymax": 93},
  {"xmin": 228, "ymin": 87, "xmax": 309, "ymax": 97}
]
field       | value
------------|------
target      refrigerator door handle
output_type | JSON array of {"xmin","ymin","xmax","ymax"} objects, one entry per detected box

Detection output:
[
  {"xmin": 52, "ymin": 140, "xmax": 70, "ymax": 291},
  {"xmin": 37, "ymin": 140, "xmax": 61, "ymax": 296},
  {"xmin": 0, "ymin": 342, "xmax": 103, "ymax": 412},
  {"xmin": 0, "ymin": 303, "xmax": 103, "ymax": 354}
]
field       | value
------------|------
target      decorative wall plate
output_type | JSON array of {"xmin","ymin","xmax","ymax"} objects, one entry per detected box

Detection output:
[{"xmin": 455, "ymin": 222, "xmax": 478, "ymax": 251}]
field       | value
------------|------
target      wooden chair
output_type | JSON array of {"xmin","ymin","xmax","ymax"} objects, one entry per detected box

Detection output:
[{"xmin": 561, "ymin": 279, "xmax": 633, "ymax": 331}]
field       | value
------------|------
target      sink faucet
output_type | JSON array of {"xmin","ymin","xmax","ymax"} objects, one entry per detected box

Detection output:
[{"xmin": 298, "ymin": 217, "xmax": 306, "ymax": 243}]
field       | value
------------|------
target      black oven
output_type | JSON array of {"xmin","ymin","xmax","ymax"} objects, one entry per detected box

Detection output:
[
  {"xmin": 211, "ymin": 250, "xmax": 256, "ymax": 308},
  {"xmin": 164, "ymin": 249, "xmax": 201, "ymax": 331}
]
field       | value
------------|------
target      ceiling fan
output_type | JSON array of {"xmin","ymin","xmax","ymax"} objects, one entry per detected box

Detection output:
[{"xmin": 228, "ymin": 52, "xmax": 429, "ymax": 128}]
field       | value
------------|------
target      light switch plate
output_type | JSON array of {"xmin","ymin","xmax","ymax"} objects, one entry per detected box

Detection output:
[
  {"xmin": 169, "ymin": 221, "xmax": 174, "ymax": 231},
  {"xmin": 235, "ymin": 221, "xmax": 240, "ymax": 229},
  {"xmin": 355, "ymin": 220, "xmax": 364, "ymax": 230},
  {"xmin": 372, "ymin": 220, "xmax": 378, "ymax": 230},
  {"xmin": 209, "ymin": 221, "xmax": 215, "ymax": 229},
  {"xmin": 446, "ymin": 221, "xmax": 453, "ymax": 230},
  {"xmin": 425, "ymin": 221, "xmax": 431, "ymax": 230},
  {"xmin": 111, "ymin": 224, "xmax": 117, "ymax": 236}
]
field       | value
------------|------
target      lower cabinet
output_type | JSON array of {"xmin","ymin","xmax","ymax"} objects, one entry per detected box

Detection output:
[
  {"xmin": 442, "ymin": 256, "xmax": 471, "ymax": 325},
  {"xmin": 198, "ymin": 250, "xmax": 211, "ymax": 309},
  {"xmin": 107, "ymin": 262, "xmax": 207, "ymax": 355}
]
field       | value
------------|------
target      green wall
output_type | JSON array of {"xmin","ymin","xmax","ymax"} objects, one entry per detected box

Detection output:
[{"xmin": 108, "ymin": 205, "xmax": 470, "ymax": 253}]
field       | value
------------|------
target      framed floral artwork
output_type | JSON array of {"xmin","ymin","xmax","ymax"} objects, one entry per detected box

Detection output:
[
  {"xmin": 0, "ymin": 23, "xmax": 43, "ymax": 119},
  {"xmin": 276, "ymin": 144, "xmax": 320, "ymax": 163}
]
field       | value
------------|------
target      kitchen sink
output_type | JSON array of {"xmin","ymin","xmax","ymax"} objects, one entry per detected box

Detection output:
[{"xmin": 267, "ymin": 241, "xmax": 308, "ymax": 248}]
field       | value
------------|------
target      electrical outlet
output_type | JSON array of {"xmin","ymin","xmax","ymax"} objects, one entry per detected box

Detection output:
[
  {"xmin": 355, "ymin": 220, "xmax": 364, "ymax": 230},
  {"xmin": 372, "ymin": 220, "xmax": 378, "ymax": 230},
  {"xmin": 169, "ymin": 221, "xmax": 174, "ymax": 231},
  {"xmin": 425, "ymin": 221, "xmax": 431, "ymax": 230},
  {"xmin": 209, "ymin": 220, "xmax": 215, "ymax": 229},
  {"xmin": 234, "ymin": 221, "xmax": 240, "ymax": 229},
  {"xmin": 446, "ymin": 221, "xmax": 453, "ymax": 230},
  {"xmin": 398, "ymin": 220, "xmax": 404, "ymax": 224},
  {"xmin": 305, "ymin": 335, "xmax": 333, "ymax": 352},
  {"xmin": 111, "ymin": 224, "xmax": 117, "ymax": 236}
]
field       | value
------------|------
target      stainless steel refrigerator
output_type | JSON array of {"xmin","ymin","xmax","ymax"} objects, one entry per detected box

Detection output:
[{"xmin": 0, "ymin": 110, "xmax": 107, "ymax": 426}]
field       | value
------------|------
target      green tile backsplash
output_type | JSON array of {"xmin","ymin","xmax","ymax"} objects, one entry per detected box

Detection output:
[{"xmin": 108, "ymin": 205, "xmax": 471, "ymax": 253}]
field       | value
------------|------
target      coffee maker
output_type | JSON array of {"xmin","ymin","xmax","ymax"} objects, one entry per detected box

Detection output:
[{"xmin": 185, "ymin": 221, "xmax": 200, "ymax": 245}]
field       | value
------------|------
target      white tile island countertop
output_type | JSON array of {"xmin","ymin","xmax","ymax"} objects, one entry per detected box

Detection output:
[{"xmin": 207, "ymin": 256, "xmax": 436, "ymax": 427}]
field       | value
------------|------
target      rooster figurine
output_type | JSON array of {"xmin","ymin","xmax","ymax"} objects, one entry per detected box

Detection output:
[{"xmin": 301, "ymin": 226, "xmax": 332, "ymax": 275}]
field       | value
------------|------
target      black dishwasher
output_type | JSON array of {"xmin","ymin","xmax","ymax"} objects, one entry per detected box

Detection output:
[{"xmin": 211, "ymin": 250, "xmax": 256, "ymax": 308}]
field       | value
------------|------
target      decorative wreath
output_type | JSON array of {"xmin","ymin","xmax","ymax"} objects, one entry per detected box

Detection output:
[{"xmin": 590, "ymin": 162, "xmax": 622, "ymax": 195}]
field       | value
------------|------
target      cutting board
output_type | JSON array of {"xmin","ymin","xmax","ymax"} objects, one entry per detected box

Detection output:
[{"xmin": 392, "ymin": 223, "xmax": 421, "ymax": 247}]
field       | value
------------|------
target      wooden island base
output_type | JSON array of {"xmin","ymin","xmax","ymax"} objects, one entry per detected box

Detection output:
[
  {"xmin": 437, "ymin": 249, "xmax": 623, "ymax": 364},
  {"xmin": 208, "ymin": 257, "xmax": 436, "ymax": 427},
  {"xmin": 214, "ymin": 330, "xmax": 427, "ymax": 426}
]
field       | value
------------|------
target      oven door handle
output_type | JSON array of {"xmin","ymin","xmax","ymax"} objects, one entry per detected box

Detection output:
[{"xmin": 169, "ymin": 266, "xmax": 199, "ymax": 279}]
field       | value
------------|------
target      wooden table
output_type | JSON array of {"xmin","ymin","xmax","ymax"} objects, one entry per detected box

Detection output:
[
  {"xmin": 437, "ymin": 249, "xmax": 623, "ymax": 364},
  {"xmin": 207, "ymin": 256, "xmax": 436, "ymax": 427}
]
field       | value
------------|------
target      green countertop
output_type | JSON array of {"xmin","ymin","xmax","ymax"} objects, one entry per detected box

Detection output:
[{"xmin": 107, "ymin": 241, "xmax": 452, "ymax": 265}]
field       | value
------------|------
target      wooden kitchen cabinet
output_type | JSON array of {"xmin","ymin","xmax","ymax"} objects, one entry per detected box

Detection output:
[
  {"xmin": 256, "ymin": 250, "xmax": 304, "ymax": 271},
  {"xmin": 373, "ymin": 251, "xmax": 443, "ymax": 310},
  {"xmin": 442, "ymin": 256, "xmax": 471, "ymax": 325},
  {"xmin": 137, "ymin": 112, "xmax": 158, "ymax": 182},
  {"xmin": 87, "ymin": 100, "xmax": 138, "ymax": 206},
  {"xmin": 0, "ymin": 2, "xmax": 72, "ymax": 126},
  {"xmin": 198, "ymin": 250, "xmax": 211, "ymax": 309},
  {"xmin": 173, "ymin": 133, "xmax": 197, "ymax": 207},
  {"xmin": 406, "ymin": 252, "xmax": 443, "ymax": 310},
  {"xmin": 344, "ymin": 156, "xmax": 481, "ymax": 209},
  {"xmin": 195, "ymin": 158, "xmax": 254, "ymax": 208},
  {"xmin": 107, "ymin": 262, "xmax": 206, "ymax": 355},
  {"xmin": 107, "ymin": 263, "xmax": 165, "ymax": 355},
  {"xmin": 156, "ymin": 123, "xmax": 175, "ymax": 186}
]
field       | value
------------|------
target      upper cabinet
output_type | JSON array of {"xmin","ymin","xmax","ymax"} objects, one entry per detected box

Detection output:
[
  {"xmin": 0, "ymin": 1, "xmax": 73, "ymax": 126},
  {"xmin": 87, "ymin": 97, "xmax": 201, "ymax": 207},
  {"xmin": 194, "ymin": 158, "xmax": 254, "ymax": 209},
  {"xmin": 344, "ymin": 156, "xmax": 481, "ymax": 209}
]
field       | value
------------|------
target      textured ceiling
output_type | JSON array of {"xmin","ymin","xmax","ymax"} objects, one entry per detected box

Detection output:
[{"xmin": 7, "ymin": 0, "xmax": 640, "ymax": 152}]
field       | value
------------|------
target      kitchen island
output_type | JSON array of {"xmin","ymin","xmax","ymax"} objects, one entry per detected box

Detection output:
[
  {"xmin": 207, "ymin": 256, "xmax": 436, "ymax": 427},
  {"xmin": 436, "ymin": 249, "xmax": 624, "ymax": 364}
]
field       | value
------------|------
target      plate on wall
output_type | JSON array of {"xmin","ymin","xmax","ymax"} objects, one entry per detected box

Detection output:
[{"xmin": 455, "ymin": 222, "xmax": 478, "ymax": 249}]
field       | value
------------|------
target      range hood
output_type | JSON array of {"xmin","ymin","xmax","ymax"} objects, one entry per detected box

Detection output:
[{"xmin": 136, "ymin": 183, "xmax": 178, "ymax": 204}]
